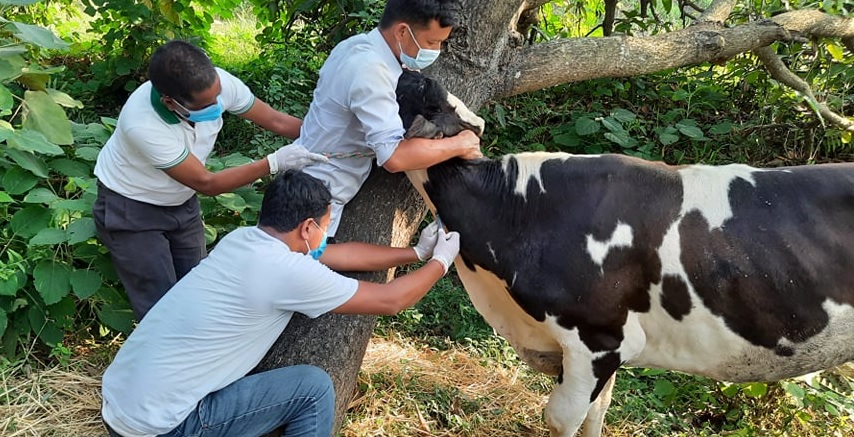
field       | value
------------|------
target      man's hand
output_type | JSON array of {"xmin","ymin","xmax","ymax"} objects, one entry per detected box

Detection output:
[
  {"xmin": 267, "ymin": 144, "xmax": 328, "ymax": 174},
  {"xmin": 453, "ymin": 130, "xmax": 483, "ymax": 160},
  {"xmin": 430, "ymin": 228, "xmax": 460, "ymax": 275},
  {"xmin": 412, "ymin": 221, "xmax": 441, "ymax": 261}
]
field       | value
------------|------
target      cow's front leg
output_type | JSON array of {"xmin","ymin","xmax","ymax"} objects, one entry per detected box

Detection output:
[
  {"xmin": 581, "ymin": 373, "xmax": 615, "ymax": 437},
  {"xmin": 545, "ymin": 347, "xmax": 619, "ymax": 437}
]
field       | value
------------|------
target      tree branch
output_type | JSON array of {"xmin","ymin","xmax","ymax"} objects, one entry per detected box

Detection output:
[
  {"xmin": 501, "ymin": 19, "xmax": 789, "ymax": 97},
  {"xmin": 695, "ymin": 0, "xmax": 734, "ymax": 24},
  {"xmin": 771, "ymin": 9, "xmax": 854, "ymax": 52},
  {"xmin": 754, "ymin": 46, "xmax": 854, "ymax": 133}
]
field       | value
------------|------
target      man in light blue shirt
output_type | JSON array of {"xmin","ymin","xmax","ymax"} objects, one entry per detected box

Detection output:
[{"xmin": 298, "ymin": 0, "xmax": 483, "ymax": 238}]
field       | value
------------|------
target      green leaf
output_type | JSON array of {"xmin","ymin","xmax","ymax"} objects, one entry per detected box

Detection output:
[
  {"xmin": 203, "ymin": 223, "xmax": 217, "ymax": 245},
  {"xmin": 0, "ymin": 274, "xmax": 21, "ymax": 296},
  {"xmin": 574, "ymin": 117, "xmax": 600, "ymax": 136},
  {"xmin": 658, "ymin": 127, "xmax": 680, "ymax": 145},
  {"xmin": 75, "ymin": 147, "xmax": 101, "ymax": 161},
  {"xmin": 221, "ymin": 153, "xmax": 254, "ymax": 168},
  {"xmin": 552, "ymin": 131, "xmax": 580, "ymax": 148},
  {"xmin": 0, "ymin": 54, "xmax": 25, "ymax": 82},
  {"xmin": 0, "ymin": 84, "xmax": 13, "ymax": 113},
  {"xmin": 23, "ymin": 91, "xmax": 73, "ymax": 145},
  {"xmin": 0, "ymin": 1, "xmax": 44, "ymax": 8},
  {"xmin": 8, "ymin": 128, "xmax": 64, "ymax": 156},
  {"xmin": 33, "ymin": 261, "xmax": 71, "ymax": 305},
  {"xmin": 826, "ymin": 43, "xmax": 844, "ymax": 61},
  {"xmin": 653, "ymin": 379, "xmax": 675, "ymax": 397},
  {"xmin": 9, "ymin": 21, "xmax": 70, "ymax": 50},
  {"xmin": 600, "ymin": 117, "xmax": 624, "ymax": 133},
  {"xmin": 52, "ymin": 198, "xmax": 91, "ymax": 212},
  {"xmin": 67, "ymin": 217, "xmax": 96, "ymax": 244},
  {"xmin": 0, "ymin": 191, "xmax": 13, "ymax": 203},
  {"xmin": 721, "ymin": 383, "xmax": 740, "ymax": 397},
  {"xmin": 47, "ymin": 296, "xmax": 76, "ymax": 329},
  {"xmin": 0, "ymin": 310, "xmax": 6, "ymax": 340},
  {"xmin": 0, "ymin": 118, "xmax": 13, "ymax": 142},
  {"xmin": 46, "ymin": 89, "xmax": 83, "ymax": 109},
  {"xmin": 604, "ymin": 131, "xmax": 633, "ymax": 147},
  {"xmin": 783, "ymin": 381, "xmax": 805, "ymax": 400},
  {"xmin": 709, "ymin": 122, "xmax": 734, "ymax": 135},
  {"xmin": 611, "ymin": 108, "xmax": 637, "ymax": 123},
  {"xmin": 29, "ymin": 228, "xmax": 68, "ymax": 245},
  {"xmin": 27, "ymin": 305, "xmax": 64, "ymax": 346},
  {"xmin": 743, "ymin": 382, "xmax": 767, "ymax": 398},
  {"xmin": 10, "ymin": 205, "xmax": 50, "ymax": 237},
  {"xmin": 70, "ymin": 269, "xmax": 101, "ymax": 299},
  {"xmin": 677, "ymin": 125, "xmax": 705, "ymax": 139},
  {"xmin": 23, "ymin": 187, "xmax": 59, "ymax": 204},
  {"xmin": 49, "ymin": 158, "xmax": 92, "ymax": 177},
  {"xmin": 97, "ymin": 303, "xmax": 134, "ymax": 333},
  {"xmin": 1, "ymin": 165, "xmax": 40, "ymax": 195},
  {"xmin": 216, "ymin": 192, "xmax": 248, "ymax": 212}
]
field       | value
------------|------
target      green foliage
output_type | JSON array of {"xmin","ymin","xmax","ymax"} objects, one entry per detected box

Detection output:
[
  {"xmin": 0, "ymin": 6, "xmax": 133, "ymax": 360},
  {"xmin": 249, "ymin": 0, "xmax": 383, "ymax": 51}
]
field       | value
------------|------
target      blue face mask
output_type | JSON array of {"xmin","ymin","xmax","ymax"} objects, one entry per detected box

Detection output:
[
  {"xmin": 399, "ymin": 25, "xmax": 441, "ymax": 70},
  {"xmin": 174, "ymin": 95, "xmax": 224, "ymax": 123},
  {"xmin": 306, "ymin": 220, "xmax": 328, "ymax": 260}
]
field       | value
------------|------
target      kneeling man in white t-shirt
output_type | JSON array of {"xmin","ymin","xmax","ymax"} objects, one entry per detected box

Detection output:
[{"xmin": 101, "ymin": 169, "xmax": 459, "ymax": 437}]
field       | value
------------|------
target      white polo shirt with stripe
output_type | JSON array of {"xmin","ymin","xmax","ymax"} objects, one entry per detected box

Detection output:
[{"xmin": 94, "ymin": 68, "xmax": 255, "ymax": 206}]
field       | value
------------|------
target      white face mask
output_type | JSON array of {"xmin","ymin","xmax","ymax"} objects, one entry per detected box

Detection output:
[{"xmin": 398, "ymin": 24, "xmax": 440, "ymax": 70}]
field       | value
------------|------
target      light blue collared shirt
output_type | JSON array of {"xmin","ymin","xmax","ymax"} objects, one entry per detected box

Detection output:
[{"xmin": 297, "ymin": 28, "xmax": 406, "ymax": 237}]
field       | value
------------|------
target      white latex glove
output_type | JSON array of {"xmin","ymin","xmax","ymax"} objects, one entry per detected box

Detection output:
[
  {"xmin": 430, "ymin": 228, "xmax": 460, "ymax": 275},
  {"xmin": 267, "ymin": 144, "xmax": 328, "ymax": 174},
  {"xmin": 412, "ymin": 221, "xmax": 441, "ymax": 261}
]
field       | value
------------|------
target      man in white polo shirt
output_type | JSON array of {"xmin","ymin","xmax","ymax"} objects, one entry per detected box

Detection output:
[
  {"xmin": 101, "ymin": 169, "xmax": 459, "ymax": 437},
  {"xmin": 297, "ymin": 0, "xmax": 483, "ymax": 241},
  {"xmin": 93, "ymin": 40, "xmax": 326, "ymax": 320}
]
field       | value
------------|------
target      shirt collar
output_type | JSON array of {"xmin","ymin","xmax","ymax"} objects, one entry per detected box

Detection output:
[
  {"xmin": 368, "ymin": 28, "xmax": 403, "ymax": 77},
  {"xmin": 149, "ymin": 86, "xmax": 181, "ymax": 125}
]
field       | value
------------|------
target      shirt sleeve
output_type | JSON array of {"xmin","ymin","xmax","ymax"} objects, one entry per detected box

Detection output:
[
  {"xmin": 348, "ymin": 60, "xmax": 406, "ymax": 166},
  {"xmin": 271, "ymin": 256, "xmax": 359, "ymax": 318},
  {"xmin": 216, "ymin": 67, "xmax": 255, "ymax": 115}
]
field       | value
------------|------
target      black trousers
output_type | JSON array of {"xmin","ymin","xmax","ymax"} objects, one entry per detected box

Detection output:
[{"xmin": 93, "ymin": 181, "xmax": 206, "ymax": 320}]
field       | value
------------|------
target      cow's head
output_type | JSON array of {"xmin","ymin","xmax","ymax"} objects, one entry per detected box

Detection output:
[{"xmin": 396, "ymin": 69, "xmax": 485, "ymax": 139}]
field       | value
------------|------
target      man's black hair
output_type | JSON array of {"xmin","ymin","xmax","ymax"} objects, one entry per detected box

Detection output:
[
  {"xmin": 148, "ymin": 40, "xmax": 217, "ymax": 105},
  {"xmin": 379, "ymin": 0, "xmax": 461, "ymax": 30},
  {"xmin": 258, "ymin": 170, "xmax": 332, "ymax": 232}
]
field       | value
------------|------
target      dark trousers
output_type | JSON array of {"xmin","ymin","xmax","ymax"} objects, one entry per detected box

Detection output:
[{"xmin": 93, "ymin": 181, "xmax": 206, "ymax": 320}]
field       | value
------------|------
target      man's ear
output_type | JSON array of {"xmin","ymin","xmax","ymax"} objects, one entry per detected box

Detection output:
[{"xmin": 298, "ymin": 218, "xmax": 314, "ymax": 240}]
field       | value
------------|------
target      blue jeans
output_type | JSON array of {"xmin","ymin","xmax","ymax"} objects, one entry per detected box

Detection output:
[{"xmin": 105, "ymin": 365, "xmax": 335, "ymax": 437}]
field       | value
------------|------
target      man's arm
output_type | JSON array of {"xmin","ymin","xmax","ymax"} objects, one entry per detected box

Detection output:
[
  {"xmin": 382, "ymin": 130, "xmax": 482, "ymax": 173},
  {"xmin": 238, "ymin": 98, "xmax": 303, "ymax": 139},
  {"xmin": 164, "ymin": 153, "xmax": 270, "ymax": 197},
  {"xmin": 319, "ymin": 242, "xmax": 419, "ymax": 272},
  {"xmin": 333, "ymin": 261, "xmax": 447, "ymax": 315},
  {"xmin": 332, "ymin": 228, "xmax": 459, "ymax": 315}
]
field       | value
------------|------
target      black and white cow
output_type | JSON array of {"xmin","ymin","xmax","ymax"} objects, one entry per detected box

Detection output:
[{"xmin": 396, "ymin": 70, "xmax": 854, "ymax": 437}]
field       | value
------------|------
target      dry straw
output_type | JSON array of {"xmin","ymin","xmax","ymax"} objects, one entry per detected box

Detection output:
[{"xmin": 0, "ymin": 336, "xmax": 552, "ymax": 437}]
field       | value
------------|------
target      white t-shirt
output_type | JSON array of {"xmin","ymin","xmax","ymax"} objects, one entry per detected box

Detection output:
[
  {"xmin": 94, "ymin": 68, "xmax": 255, "ymax": 206},
  {"xmin": 298, "ymin": 28, "xmax": 406, "ymax": 236},
  {"xmin": 101, "ymin": 226, "xmax": 359, "ymax": 437}
]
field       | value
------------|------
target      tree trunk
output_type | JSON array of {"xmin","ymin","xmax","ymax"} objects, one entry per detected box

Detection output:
[
  {"xmin": 254, "ymin": 166, "xmax": 427, "ymax": 433},
  {"xmin": 255, "ymin": 1, "xmax": 854, "ymax": 434}
]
